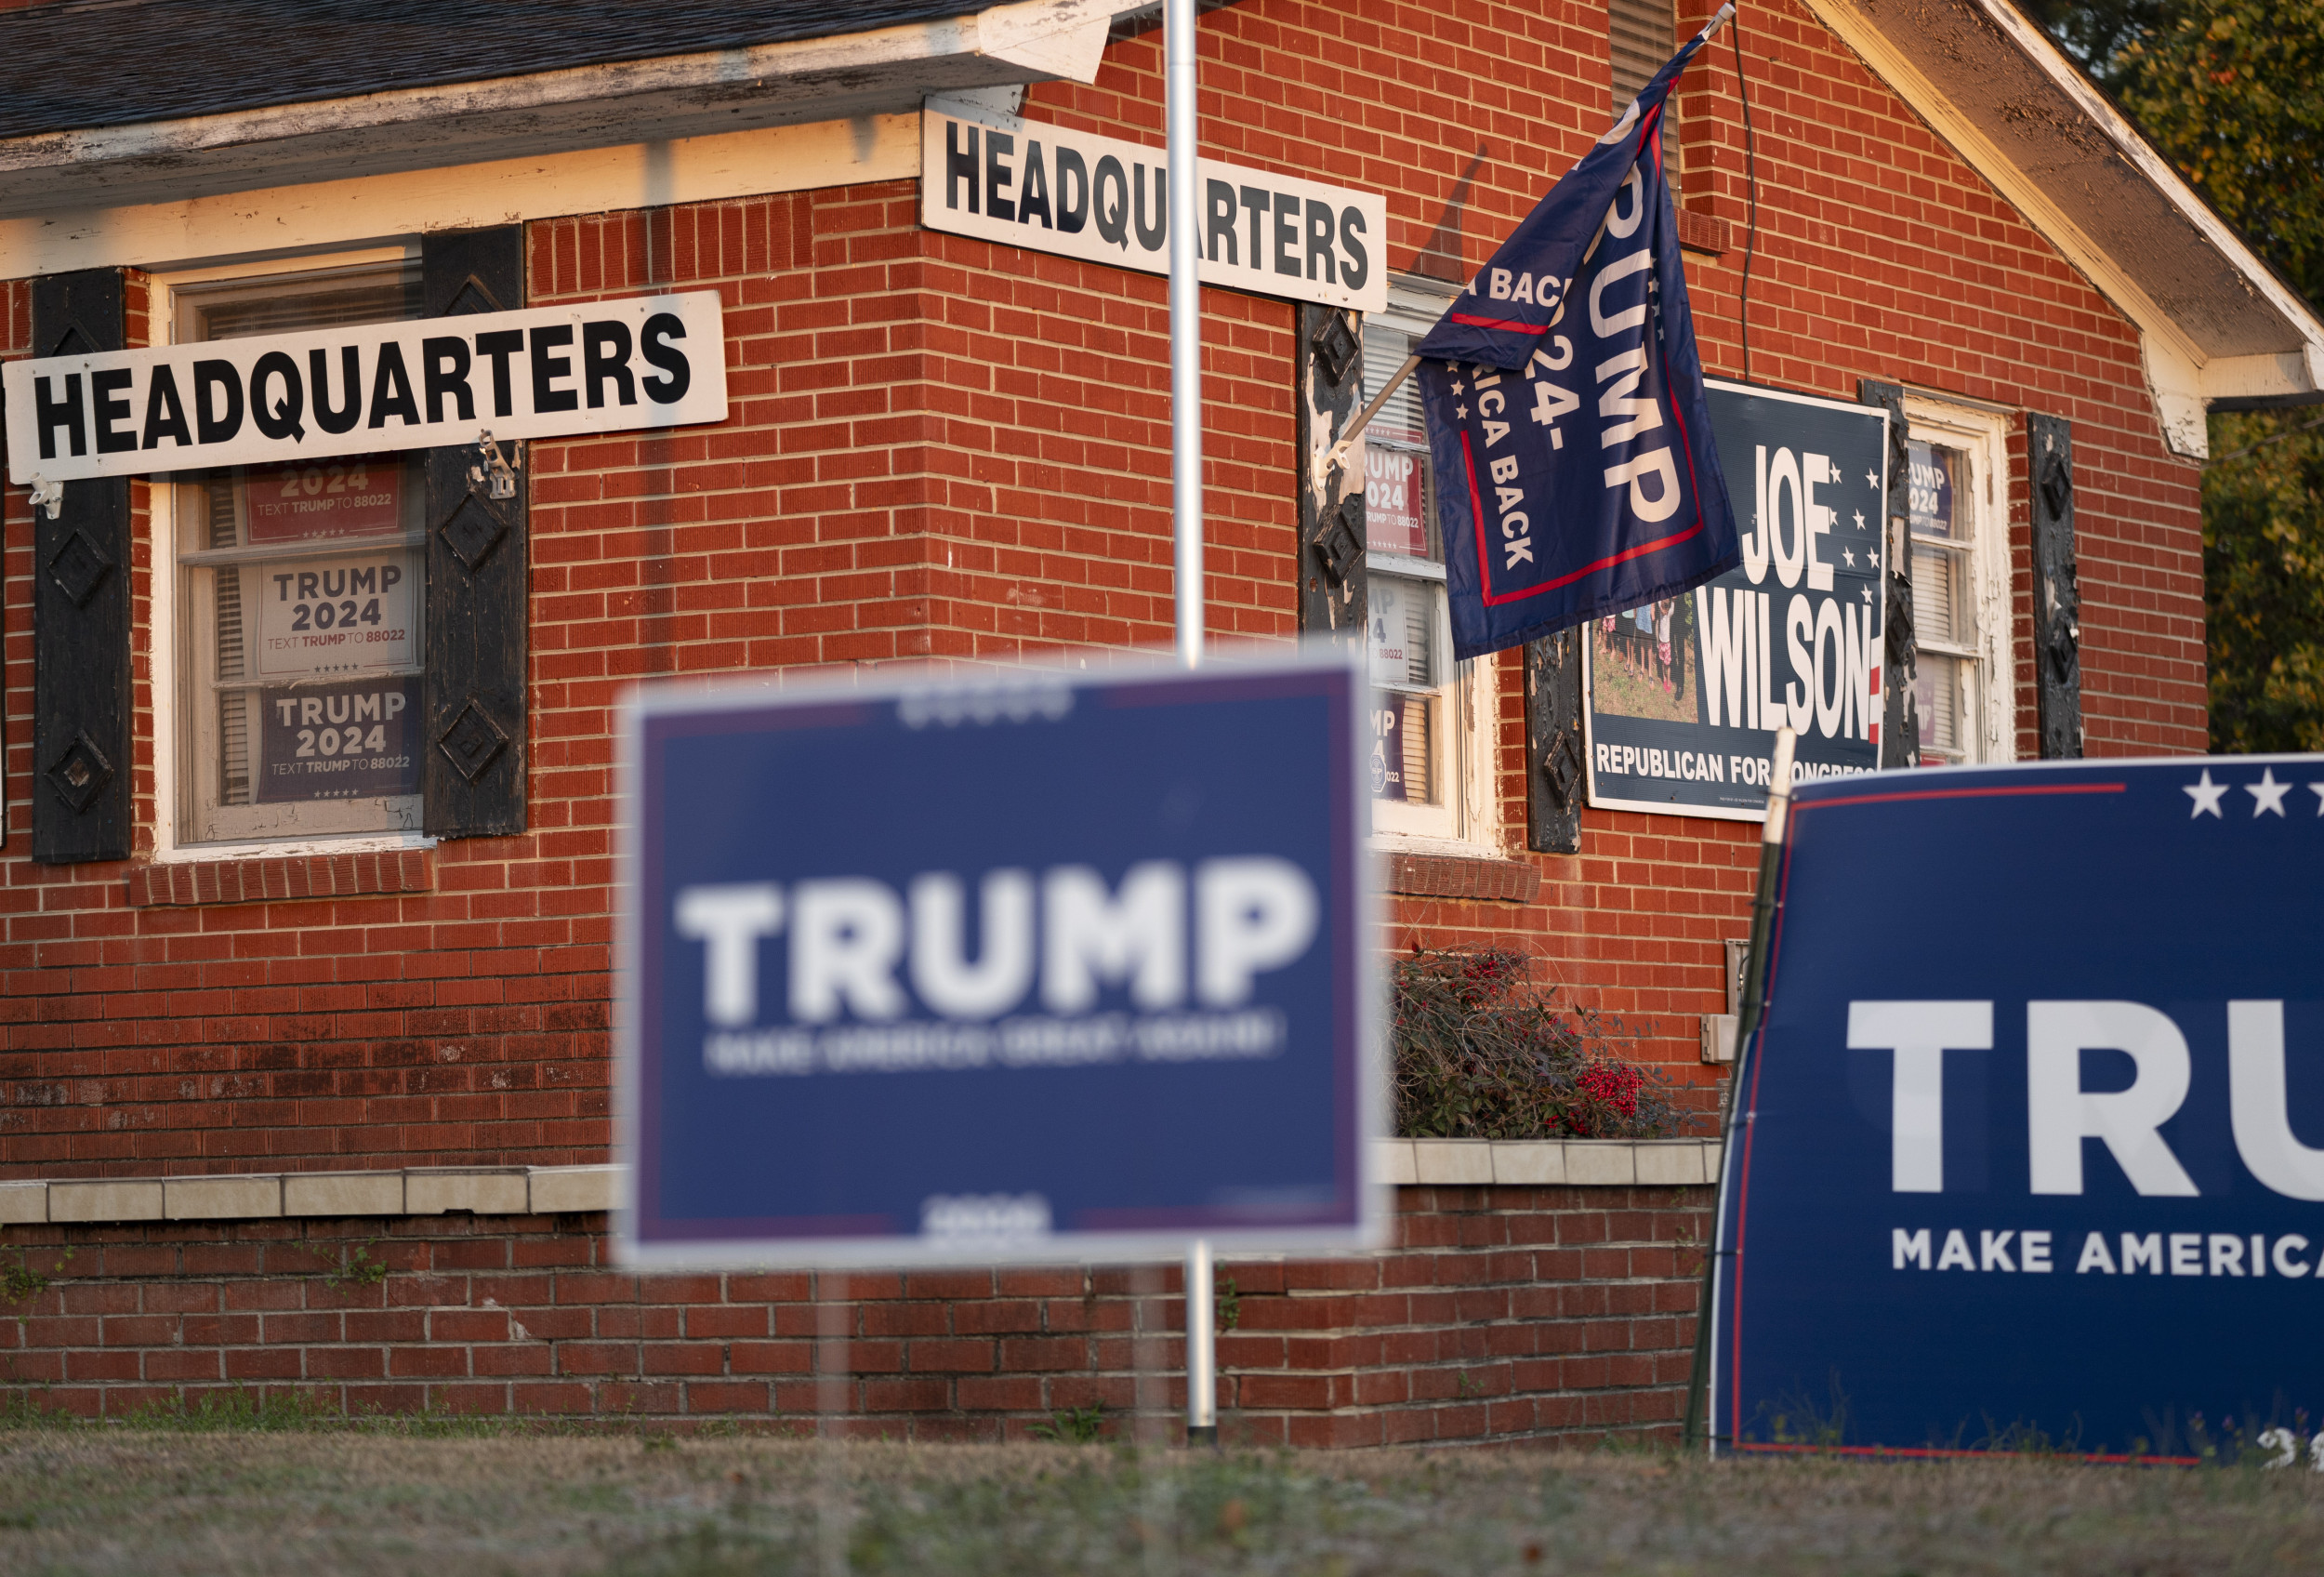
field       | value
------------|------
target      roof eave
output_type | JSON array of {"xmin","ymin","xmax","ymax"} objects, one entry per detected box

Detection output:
[
  {"xmin": 1801, "ymin": 0, "xmax": 2324, "ymax": 457},
  {"xmin": 0, "ymin": 0, "xmax": 1121, "ymax": 221}
]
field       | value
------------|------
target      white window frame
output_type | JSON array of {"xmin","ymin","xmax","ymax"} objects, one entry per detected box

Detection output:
[
  {"xmin": 1363, "ymin": 282, "xmax": 1503, "ymax": 856},
  {"xmin": 149, "ymin": 244, "xmax": 440, "ymax": 864},
  {"xmin": 1902, "ymin": 394, "xmax": 2016, "ymax": 766}
]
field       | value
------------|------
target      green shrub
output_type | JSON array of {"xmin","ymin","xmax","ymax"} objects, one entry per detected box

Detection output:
[{"xmin": 1391, "ymin": 948, "xmax": 1679, "ymax": 1140}]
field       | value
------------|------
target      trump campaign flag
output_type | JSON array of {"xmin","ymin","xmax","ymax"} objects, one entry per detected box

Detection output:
[{"xmin": 1418, "ymin": 20, "xmax": 1740, "ymax": 660}]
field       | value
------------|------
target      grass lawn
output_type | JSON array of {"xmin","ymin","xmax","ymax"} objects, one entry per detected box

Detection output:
[{"xmin": 2, "ymin": 1415, "xmax": 2322, "ymax": 1576}]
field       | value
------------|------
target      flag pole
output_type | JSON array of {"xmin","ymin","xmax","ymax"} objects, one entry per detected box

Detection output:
[
  {"xmin": 1164, "ymin": 0, "xmax": 1221, "ymax": 1451},
  {"xmin": 1320, "ymin": 4, "xmax": 1736, "ymax": 484},
  {"xmin": 1169, "ymin": 0, "xmax": 1204, "ymax": 677},
  {"xmin": 1318, "ymin": 352, "xmax": 1421, "ymax": 482}
]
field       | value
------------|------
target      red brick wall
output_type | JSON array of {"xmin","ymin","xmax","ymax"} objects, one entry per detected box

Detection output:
[
  {"xmin": 0, "ymin": 0, "xmax": 2205, "ymax": 1172},
  {"xmin": 0, "ymin": 1185, "xmax": 1710, "ymax": 1444}
]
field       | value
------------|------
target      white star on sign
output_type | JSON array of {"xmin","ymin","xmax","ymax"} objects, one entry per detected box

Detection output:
[
  {"xmin": 1853, "ymin": 510, "xmax": 1867, "ymax": 531},
  {"xmin": 1867, "ymin": 469, "xmax": 1879, "ymax": 489},
  {"xmin": 1451, "ymin": 379, "xmax": 1465, "ymax": 394},
  {"xmin": 1860, "ymin": 585, "xmax": 1873, "ymax": 604},
  {"xmin": 1842, "ymin": 547, "xmax": 1855, "ymax": 567},
  {"xmin": 2248, "ymin": 768, "xmax": 2291, "ymax": 817},
  {"xmin": 2185, "ymin": 769, "xmax": 2228, "ymax": 818},
  {"xmin": 1829, "ymin": 459, "xmax": 1844, "ymax": 484},
  {"xmin": 2312, "ymin": 783, "xmax": 2324, "ymax": 815}
]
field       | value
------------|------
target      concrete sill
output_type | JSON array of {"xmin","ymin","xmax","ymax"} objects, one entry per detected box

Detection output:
[
  {"xmin": 1375, "ymin": 1137, "xmax": 1724, "ymax": 1187},
  {"xmin": 0, "ymin": 1145, "xmax": 1720, "ymax": 1229},
  {"xmin": 0, "ymin": 1165, "xmax": 619, "ymax": 1226}
]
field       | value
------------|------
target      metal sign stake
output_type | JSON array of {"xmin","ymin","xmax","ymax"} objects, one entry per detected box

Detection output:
[{"xmin": 1164, "ymin": 0, "xmax": 1221, "ymax": 1449}]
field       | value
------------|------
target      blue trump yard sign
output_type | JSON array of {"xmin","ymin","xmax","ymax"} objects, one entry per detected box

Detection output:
[
  {"xmin": 1710, "ymin": 756, "xmax": 2324, "ymax": 1459},
  {"xmin": 617, "ymin": 655, "xmax": 1378, "ymax": 1266}
]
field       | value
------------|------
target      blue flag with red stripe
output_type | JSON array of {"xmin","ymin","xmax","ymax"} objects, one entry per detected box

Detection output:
[{"xmin": 1416, "ymin": 29, "xmax": 1739, "ymax": 660}]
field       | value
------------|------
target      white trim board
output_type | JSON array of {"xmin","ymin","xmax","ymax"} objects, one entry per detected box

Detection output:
[{"xmin": 0, "ymin": 113, "xmax": 922, "ymax": 282}]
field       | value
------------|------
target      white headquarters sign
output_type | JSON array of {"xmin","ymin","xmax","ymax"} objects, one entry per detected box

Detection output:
[
  {"xmin": 922, "ymin": 99, "xmax": 1388, "ymax": 314},
  {"xmin": 2, "ymin": 291, "xmax": 729, "ymax": 484}
]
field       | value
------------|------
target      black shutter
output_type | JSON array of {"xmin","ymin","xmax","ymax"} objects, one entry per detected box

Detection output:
[
  {"xmin": 2027, "ymin": 413, "xmax": 2082, "ymax": 758},
  {"xmin": 1525, "ymin": 630, "xmax": 1585, "ymax": 853},
  {"xmin": 1297, "ymin": 304, "xmax": 1366, "ymax": 635},
  {"xmin": 30, "ymin": 270, "xmax": 131, "ymax": 865},
  {"xmin": 1857, "ymin": 378, "xmax": 1920, "ymax": 769},
  {"xmin": 419, "ymin": 227, "xmax": 528, "ymax": 839}
]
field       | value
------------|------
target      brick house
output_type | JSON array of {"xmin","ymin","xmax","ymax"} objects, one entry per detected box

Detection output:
[{"xmin": 0, "ymin": 0, "xmax": 2315, "ymax": 1441}]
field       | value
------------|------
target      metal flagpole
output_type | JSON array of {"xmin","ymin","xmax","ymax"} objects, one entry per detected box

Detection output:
[
  {"xmin": 1168, "ymin": 0, "xmax": 1204, "ymax": 675},
  {"xmin": 1316, "ymin": 4, "xmax": 1738, "ymax": 483},
  {"xmin": 1165, "ymin": 0, "xmax": 1219, "ymax": 1450}
]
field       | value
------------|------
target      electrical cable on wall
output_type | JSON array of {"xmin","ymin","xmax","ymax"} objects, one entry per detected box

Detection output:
[{"xmin": 1732, "ymin": 9, "xmax": 1760, "ymax": 383}]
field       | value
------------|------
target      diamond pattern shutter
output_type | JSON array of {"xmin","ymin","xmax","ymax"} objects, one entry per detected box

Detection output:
[
  {"xmin": 1858, "ymin": 378, "xmax": 1920, "ymax": 768},
  {"xmin": 1298, "ymin": 303, "xmax": 1366, "ymax": 636},
  {"xmin": 30, "ymin": 268, "xmax": 131, "ymax": 864},
  {"xmin": 2027, "ymin": 412, "xmax": 2082, "ymax": 758},
  {"xmin": 420, "ymin": 226, "xmax": 529, "ymax": 838}
]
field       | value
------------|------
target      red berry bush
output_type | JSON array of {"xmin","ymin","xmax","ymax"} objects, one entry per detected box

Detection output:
[{"xmin": 1391, "ymin": 948, "xmax": 1679, "ymax": 1140}]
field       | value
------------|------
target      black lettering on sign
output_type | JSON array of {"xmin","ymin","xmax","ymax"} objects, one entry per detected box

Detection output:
[
  {"xmin": 583, "ymin": 321, "xmax": 636, "ymax": 409},
  {"xmin": 142, "ymin": 365, "xmax": 192, "ymax": 449},
  {"xmin": 194, "ymin": 360, "xmax": 243, "ymax": 444},
  {"xmin": 92, "ymin": 368, "xmax": 136, "ymax": 455},
  {"xmin": 640, "ymin": 315, "xmax": 690, "ymax": 404},
  {"xmin": 422, "ymin": 336, "xmax": 475, "ymax": 424},
  {"xmin": 34, "ymin": 371, "xmax": 85, "ymax": 459},
  {"xmin": 984, "ymin": 129, "xmax": 1017, "ymax": 224},
  {"xmin": 310, "ymin": 347, "xmax": 362, "ymax": 435},
  {"xmin": 473, "ymin": 329, "xmax": 524, "ymax": 418},
  {"xmin": 367, "ymin": 343, "xmax": 419, "ymax": 429},
  {"xmin": 530, "ymin": 325, "xmax": 578, "ymax": 413}
]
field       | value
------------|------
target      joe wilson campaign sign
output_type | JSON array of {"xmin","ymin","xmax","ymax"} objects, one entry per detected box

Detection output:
[
  {"xmin": 2, "ymin": 291, "xmax": 728, "ymax": 484},
  {"xmin": 921, "ymin": 99, "xmax": 1388, "ymax": 314},
  {"xmin": 1710, "ymin": 757, "xmax": 2324, "ymax": 1458},
  {"xmin": 619, "ymin": 655, "xmax": 1378, "ymax": 1266},
  {"xmin": 1586, "ymin": 380, "xmax": 1888, "ymax": 819}
]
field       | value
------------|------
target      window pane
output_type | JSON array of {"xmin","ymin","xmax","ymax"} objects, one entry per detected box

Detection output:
[
  {"xmin": 1906, "ymin": 441, "xmax": 1964, "ymax": 539},
  {"xmin": 1367, "ymin": 574, "xmax": 1440, "ymax": 692},
  {"xmin": 1911, "ymin": 542, "xmax": 1965, "ymax": 648},
  {"xmin": 1609, "ymin": 0, "xmax": 1675, "ymax": 166},
  {"xmin": 1361, "ymin": 325, "xmax": 1425, "ymax": 448},
  {"xmin": 1370, "ymin": 693, "xmax": 1435, "ymax": 804},
  {"xmin": 1913, "ymin": 652, "xmax": 1962, "ymax": 762},
  {"xmin": 1907, "ymin": 439, "xmax": 1975, "ymax": 765},
  {"xmin": 1362, "ymin": 323, "xmax": 1433, "ymax": 559},
  {"xmin": 191, "ymin": 276, "xmax": 421, "ymax": 342}
]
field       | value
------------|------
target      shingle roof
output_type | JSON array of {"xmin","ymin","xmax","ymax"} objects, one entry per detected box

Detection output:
[{"xmin": 0, "ymin": 0, "xmax": 984, "ymax": 141}]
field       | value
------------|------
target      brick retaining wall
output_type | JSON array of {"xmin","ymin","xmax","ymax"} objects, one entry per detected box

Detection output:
[{"xmin": 0, "ymin": 1180, "xmax": 1712, "ymax": 1447}]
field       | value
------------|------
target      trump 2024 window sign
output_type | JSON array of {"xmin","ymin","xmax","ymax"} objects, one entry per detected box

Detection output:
[
  {"xmin": 1586, "ymin": 381, "xmax": 1888, "ymax": 819},
  {"xmin": 619, "ymin": 656, "xmax": 1378, "ymax": 1266},
  {"xmin": 1710, "ymin": 757, "xmax": 2324, "ymax": 1458}
]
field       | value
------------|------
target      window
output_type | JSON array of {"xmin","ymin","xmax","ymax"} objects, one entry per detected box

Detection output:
[
  {"xmin": 1609, "ymin": 0, "xmax": 1676, "ymax": 166},
  {"xmin": 160, "ymin": 256, "xmax": 429, "ymax": 851},
  {"xmin": 1901, "ymin": 398, "xmax": 2014, "ymax": 766},
  {"xmin": 1363, "ymin": 284, "xmax": 1498, "ymax": 848}
]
